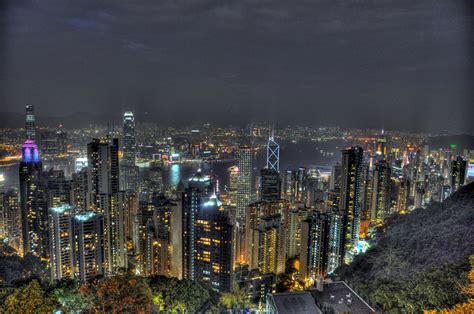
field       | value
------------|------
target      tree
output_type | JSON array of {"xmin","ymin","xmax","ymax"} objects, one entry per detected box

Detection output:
[
  {"xmin": 149, "ymin": 275, "xmax": 210, "ymax": 313},
  {"xmin": 52, "ymin": 278, "xmax": 92, "ymax": 312},
  {"xmin": 4, "ymin": 280, "xmax": 56, "ymax": 314},
  {"xmin": 88, "ymin": 272, "xmax": 152, "ymax": 313},
  {"xmin": 219, "ymin": 283, "xmax": 253, "ymax": 310}
]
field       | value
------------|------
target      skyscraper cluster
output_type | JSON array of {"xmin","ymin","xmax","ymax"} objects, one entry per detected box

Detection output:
[{"xmin": 0, "ymin": 106, "xmax": 469, "ymax": 310}]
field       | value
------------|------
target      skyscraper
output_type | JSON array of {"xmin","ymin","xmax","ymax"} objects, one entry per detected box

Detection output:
[
  {"xmin": 299, "ymin": 212, "xmax": 330, "ymax": 282},
  {"xmin": 86, "ymin": 137, "xmax": 126, "ymax": 274},
  {"xmin": 370, "ymin": 160, "xmax": 392, "ymax": 224},
  {"xmin": 339, "ymin": 146, "xmax": 364, "ymax": 261},
  {"xmin": 25, "ymin": 104, "xmax": 36, "ymax": 140},
  {"xmin": 227, "ymin": 166, "xmax": 239, "ymax": 207},
  {"xmin": 193, "ymin": 195, "xmax": 233, "ymax": 293},
  {"xmin": 122, "ymin": 111, "xmax": 138, "ymax": 191},
  {"xmin": 236, "ymin": 146, "xmax": 252, "ymax": 222},
  {"xmin": 49, "ymin": 204, "xmax": 75, "ymax": 281},
  {"xmin": 73, "ymin": 211, "xmax": 104, "ymax": 282},
  {"xmin": 86, "ymin": 137, "xmax": 120, "ymax": 210},
  {"xmin": 260, "ymin": 169, "xmax": 281, "ymax": 202},
  {"xmin": 19, "ymin": 139, "xmax": 47, "ymax": 257},
  {"xmin": 182, "ymin": 170, "xmax": 213, "ymax": 280},
  {"xmin": 266, "ymin": 134, "xmax": 280, "ymax": 172}
]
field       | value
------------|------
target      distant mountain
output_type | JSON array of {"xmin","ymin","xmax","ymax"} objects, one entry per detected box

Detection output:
[{"xmin": 338, "ymin": 183, "xmax": 474, "ymax": 312}]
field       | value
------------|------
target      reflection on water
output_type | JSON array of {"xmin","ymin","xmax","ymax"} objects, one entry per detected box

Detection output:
[
  {"xmin": 0, "ymin": 139, "xmax": 344, "ymax": 191},
  {"xmin": 169, "ymin": 164, "xmax": 180, "ymax": 187}
]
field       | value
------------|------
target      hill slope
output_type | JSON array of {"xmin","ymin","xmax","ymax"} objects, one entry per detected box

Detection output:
[{"xmin": 338, "ymin": 183, "xmax": 474, "ymax": 311}]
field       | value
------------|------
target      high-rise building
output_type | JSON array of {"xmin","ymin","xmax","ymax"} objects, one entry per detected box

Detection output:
[
  {"xmin": 193, "ymin": 195, "xmax": 233, "ymax": 293},
  {"xmin": 296, "ymin": 167, "xmax": 307, "ymax": 202},
  {"xmin": 236, "ymin": 146, "xmax": 252, "ymax": 222},
  {"xmin": 25, "ymin": 104, "xmax": 36, "ymax": 140},
  {"xmin": 451, "ymin": 156, "xmax": 467, "ymax": 192},
  {"xmin": 43, "ymin": 169, "xmax": 72, "ymax": 208},
  {"xmin": 72, "ymin": 211, "xmax": 104, "ymax": 282},
  {"xmin": 299, "ymin": 212, "xmax": 330, "ymax": 282},
  {"xmin": 49, "ymin": 204, "xmax": 75, "ymax": 281},
  {"xmin": 370, "ymin": 160, "xmax": 392, "ymax": 224},
  {"xmin": 284, "ymin": 170, "xmax": 296, "ymax": 202},
  {"xmin": 287, "ymin": 206, "xmax": 309, "ymax": 259},
  {"xmin": 86, "ymin": 137, "xmax": 120, "ymax": 210},
  {"xmin": 182, "ymin": 170, "xmax": 213, "ymax": 280},
  {"xmin": 327, "ymin": 208, "xmax": 345, "ymax": 273},
  {"xmin": 19, "ymin": 139, "xmax": 48, "ymax": 257},
  {"xmin": 227, "ymin": 166, "xmax": 239, "ymax": 207},
  {"xmin": 122, "ymin": 112, "xmax": 138, "ymax": 191},
  {"xmin": 86, "ymin": 137, "xmax": 126, "ymax": 274},
  {"xmin": 249, "ymin": 214, "xmax": 286, "ymax": 275},
  {"xmin": 339, "ymin": 146, "xmax": 364, "ymax": 261},
  {"xmin": 266, "ymin": 135, "xmax": 280, "ymax": 172},
  {"xmin": 330, "ymin": 164, "xmax": 342, "ymax": 191},
  {"xmin": 4, "ymin": 188, "xmax": 21, "ymax": 250},
  {"xmin": 260, "ymin": 169, "xmax": 281, "ymax": 202}
]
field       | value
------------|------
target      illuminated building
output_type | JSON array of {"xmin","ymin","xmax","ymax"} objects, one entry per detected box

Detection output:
[
  {"xmin": 330, "ymin": 164, "xmax": 342, "ymax": 191},
  {"xmin": 73, "ymin": 211, "xmax": 104, "ymax": 282},
  {"xmin": 19, "ymin": 139, "xmax": 48, "ymax": 257},
  {"xmin": 236, "ymin": 146, "xmax": 252, "ymax": 266},
  {"xmin": 86, "ymin": 137, "xmax": 126, "ymax": 274},
  {"xmin": 43, "ymin": 169, "xmax": 72, "ymax": 208},
  {"xmin": 339, "ymin": 146, "xmax": 364, "ymax": 261},
  {"xmin": 194, "ymin": 195, "xmax": 233, "ymax": 293},
  {"xmin": 284, "ymin": 170, "xmax": 296, "ymax": 202},
  {"xmin": 122, "ymin": 111, "xmax": 138, "ymax": 191},
  {"xmin": 287, "ymin": 206, "xmax": 309, "ymax": 259},
  {"xmin": 71, "ymin": 169, "xmax": 88, "ymax": 210},
  {"xmin": 249, "ymin": 214, "xmax": 286, "ymax": 275},
  {"xmin": 245, "ymin": 200, "xmax": 290, "ymax": 264},
  {"xmin": 182, "ymin": 170, "xmax": 212, "ymax": 280},
  {"xmin": 49, "ymin": 204, "xmax": 74, "ymax": 281},
  {"xmin": 327, "ymin": 208, "xmax": 345, "ymax": 273},
  {"xmin": 266, "ymin": 134, "xmax": 280, "ymax": 172},
  {"xmin": 39, "ymin": 128, "xmax": 67, "ymax": 155},
  {"xmin": 236, "ymin": 146, "xmax": 252, "ymax": 222},
  {"xmin": 296, "ymin": 167, "xmax": 307, "ymax": 202},
  {"xmin": 86, "ymin": 137, "xmax": 120, "ymax": 210},
  {"xmin": 74, "ymin": 157, "xmax": 88, "ymax": 173},
  {"xmin": 4, "ymin": 189, "xmax": 21, "ymax": 249},
  {"xmin": 235, "ymin": 268, "xmax": 276, "ymax": 311},
  {"xmin": 149, "ymin": 161, "xmax": 163, "ymax": 193},
  {"xmin": 370, "ymin": 160, "xmax": 392, "ymax": 224},
  {"xmin": 299, "ymin": 212, "xmax": 330, "ymax": 282},
  {"xmin": 260, "ymin": 169, "xmax": 281, "ymax": 202},
  {"xmin": 227, "ymin": 166, "xmax": 239, "ymax": 206},
  {"xmin": 451, "ymin": 156, "xmax": 467, "ymax": 192},
  {"xmin": 25, "ymin": 104, "xmax": 36, "ymax": 140}
]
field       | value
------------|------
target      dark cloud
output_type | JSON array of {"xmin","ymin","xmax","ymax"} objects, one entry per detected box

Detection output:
[{"xmin": 0, "ymin": 0, "xmax": 472, "ymax": 131}]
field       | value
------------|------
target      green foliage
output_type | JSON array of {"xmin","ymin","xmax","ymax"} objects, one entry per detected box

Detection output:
[
  {"xmin": 3, "ymin": 280, "xmax": 57, "ymax": 314},
  {"xmin": 339, "ymin": 183, "xmax": 474, "ymax": 312},
  {"xmin": 51, "ymin": 278, "xmax": 92, "ymax": 312},
  {"xmin": 149, "ymin": 275, "xmax": 210, "ymax": 313},
  {"xmin": 219, "ymin": 283, "xmax": 253, "ymax": 310}
]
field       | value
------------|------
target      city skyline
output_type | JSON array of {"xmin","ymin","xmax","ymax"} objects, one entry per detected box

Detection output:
[{"xmin": 0, "ymin": 1, "xmax": 473, "ymax": 312}]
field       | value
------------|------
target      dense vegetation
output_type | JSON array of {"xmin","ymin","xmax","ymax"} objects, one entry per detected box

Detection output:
[{"xmin": 338, "ymin": 183, "xmax": 474, "ymax": 312}]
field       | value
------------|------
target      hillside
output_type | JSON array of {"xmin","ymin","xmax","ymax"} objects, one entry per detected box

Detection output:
[{"xmin": 338, "ymin": 183, "xmax": 474, "ymax": 312}]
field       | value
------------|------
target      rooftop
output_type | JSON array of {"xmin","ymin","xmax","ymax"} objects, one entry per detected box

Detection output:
[
  {"xmin": 268, "ymin": 291, "xmax": 322, "ymax": 314},
  {"xmin": 309, "ymin": 281, "xmax": 376, "ymax": 314}
]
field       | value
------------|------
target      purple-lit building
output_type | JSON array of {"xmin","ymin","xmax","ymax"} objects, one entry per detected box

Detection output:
[{"xmin": 19, "ymin": 139, "xmax": 47, "ymax": 257}]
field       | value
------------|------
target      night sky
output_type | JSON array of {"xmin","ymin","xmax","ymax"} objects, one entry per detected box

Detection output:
[{"xmin": 0, "ymin": 0, "xmax": 473, "ymax": 131}]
